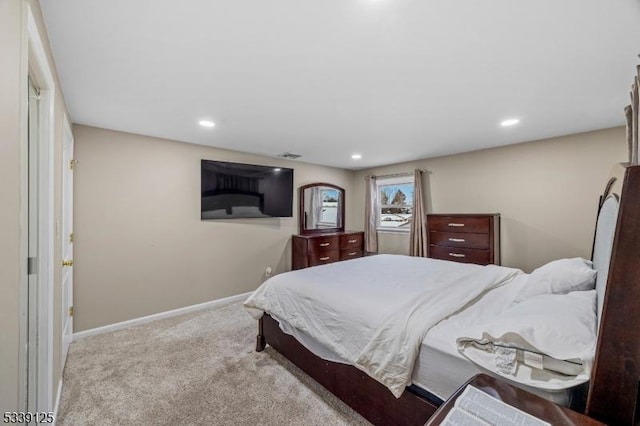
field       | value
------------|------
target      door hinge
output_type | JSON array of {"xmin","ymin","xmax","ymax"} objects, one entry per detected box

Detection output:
[
  {"xmin": 27, "ymin": 257, "xmax": 38, "ymax": 275},
  {"xmin": 69, "ymin": 232, "xmax": 74, "ymax": 243},
  {"xmin": 69, "ymin": 306, "xmax": 74, "ymax": 317},
  {"xmin": 69, "ymin": 159, "xmax": 77, "ymax": 170}
]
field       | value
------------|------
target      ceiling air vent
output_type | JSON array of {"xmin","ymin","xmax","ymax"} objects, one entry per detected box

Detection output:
[{"xmin": 277, "ymin": 152, "xmax": 302, "ymax": 160}]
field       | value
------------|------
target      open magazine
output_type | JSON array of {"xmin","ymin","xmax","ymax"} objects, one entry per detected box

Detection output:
[{"xmin": 441, "ymin": 385, "xmax": 551, "ymax": 426}]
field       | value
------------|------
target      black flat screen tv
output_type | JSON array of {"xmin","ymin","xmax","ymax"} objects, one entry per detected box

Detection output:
[{"xmin": 201, "ymin": 159, "xmax": 294, "ymax": 219}]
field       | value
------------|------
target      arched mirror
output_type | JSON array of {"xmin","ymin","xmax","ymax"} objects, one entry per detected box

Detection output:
[{"xmin": 299, "ymin": 183, "xmax": 345, "ymax": 234}]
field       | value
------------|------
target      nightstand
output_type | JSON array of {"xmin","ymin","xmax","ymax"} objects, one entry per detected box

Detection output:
[{"xmin": 426, "ymin": 374, "xmax": 604, "ymax": 426}]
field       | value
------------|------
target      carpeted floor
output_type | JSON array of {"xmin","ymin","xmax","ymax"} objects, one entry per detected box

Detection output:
[{"xmin": 57, "ymin": 300, "xmax": 371, "ymax": 425}]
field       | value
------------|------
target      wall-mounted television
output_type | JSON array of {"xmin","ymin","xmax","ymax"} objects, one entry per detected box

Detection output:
[{"xmin": 201, "ymin": 159, "xmax": 294, "ymax": 219}]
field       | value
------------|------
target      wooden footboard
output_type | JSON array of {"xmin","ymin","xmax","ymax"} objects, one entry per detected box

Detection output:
[{"xmin": 258, "ymin": 314, "xmax": 438, "ymax": 426}]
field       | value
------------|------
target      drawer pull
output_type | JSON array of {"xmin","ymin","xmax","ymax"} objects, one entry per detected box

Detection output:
[
  {"xmin": 348, "ymin": 252, "xmax": 357, "ymax": 256},
  {"xmin": 449, "ymin": 253, "xmax": 466, "ymax": 258},
  {"xmin": 320, "ymin": 256, "xmax": 330, "ymax": 261},
  {"xmin": 348, "ymin": 239, "xmax": 357, "ymax": 243},
  {"xmin": 319, "ymin": 243, "xmax": 331, "ymax": 247},
  {"xmin": 448, "ymin": 238, "xmax": 466, "ymax": 243},
  {"xmin": 448, "ymin": 223, "xmax": 465, "ymax": 227}
]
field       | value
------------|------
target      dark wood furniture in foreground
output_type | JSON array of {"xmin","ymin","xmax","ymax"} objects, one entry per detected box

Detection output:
[
  {"xmin": 427, "ymin": 213, "xmax": 500, "ymax": 265},
  {"xmin": 256, "ymin": 164, "xmax": 640, "ymax": 426},
  {"xmin": 292, "ymin": 231, "xmax": 364, "ymax": 270},
  {"xmin": 256, "ymin": 314, "xmax": 438, "ymax": 425},
  {"xmin": 426, "ymin": 374, "xmax": 604, "ymax": 426},
  {"xmin": 586, "ymin": 163, "xmax": 640, "ymax": 425}
]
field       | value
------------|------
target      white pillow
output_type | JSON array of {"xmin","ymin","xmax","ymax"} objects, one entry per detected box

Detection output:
[
  {"xmin": 457, "ymin": 290, "xmax": 597, "ymax": 390},
  {"xmin": 514, "ymin": 257, "xmax": 596, "ymax": 303}
]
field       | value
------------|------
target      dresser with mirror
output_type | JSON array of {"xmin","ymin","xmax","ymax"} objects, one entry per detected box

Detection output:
[{"xmin": 292, "ymin": 183, "xmax": 365, "ymax": 270}]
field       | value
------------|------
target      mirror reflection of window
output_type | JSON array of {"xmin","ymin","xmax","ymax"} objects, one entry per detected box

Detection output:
[{"xmin": 319, "ymin": 189, "xmax": 339, "ymax": 227}]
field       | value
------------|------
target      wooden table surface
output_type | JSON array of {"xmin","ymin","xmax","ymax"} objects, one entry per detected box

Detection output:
[{"xmin": 426, "ymin": 374, "xmax": 605, "ymax": 426}]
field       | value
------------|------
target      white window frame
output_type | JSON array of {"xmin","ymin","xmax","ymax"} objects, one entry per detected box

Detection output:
[{"xmin": 375, "ymin": 176, "xmax": 415, "ymax": 234}]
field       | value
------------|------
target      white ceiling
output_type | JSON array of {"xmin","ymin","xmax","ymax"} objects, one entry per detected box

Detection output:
[{"xmin": 41, "ymin": 0, "xmax": 640, "ymax": 170}]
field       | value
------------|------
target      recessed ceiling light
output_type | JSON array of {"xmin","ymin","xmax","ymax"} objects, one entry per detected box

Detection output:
[
  {"xmin": 500, "ymin": 118, "xmax": 520, "ymax": 127},
  {"xmin": 351, "ymin": 154, "xmax": 362, "ymax": 160},
  {"xmin": 199, "ymin": 120, "xmax": 216, "ymax": 128}
]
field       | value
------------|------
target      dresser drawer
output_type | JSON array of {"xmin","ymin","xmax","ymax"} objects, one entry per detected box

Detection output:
[
  {"xmin": 429, "ymin": 245, "xmax": 490, "ymax": 265},
  {"xmin": 340, "ymin": 233, "xmax": 363, "ymax": 250},
  {"xmin": 340, "ymin": 249, "xmax": 363, "ymax": 261},
  {"xmin": 428, "ymin": 216, "xmax": 490, "ymax": 234},
  {"xmin": 429, "ymin": 231, "xmax": 490, "ymax": 250},
  {"xmin": 308, "ymin": 235, "xmax": 340, "ymax": 254},
  {"xmin": 308, "ymin": 250, "xmax": 340, "ymax": 266},
  {"xmin": 292, "ymin": 231, "xmax": 367, "ymax": 270}
]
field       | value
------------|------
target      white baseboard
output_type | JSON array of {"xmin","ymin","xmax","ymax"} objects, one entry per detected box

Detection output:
[
  {"xmin": 52, "ymin": 379, "xmax": 62, "ymax": 426},
  {"xmin": 72, "ymin": 292, "xmax": 251, "ymax": 341}
]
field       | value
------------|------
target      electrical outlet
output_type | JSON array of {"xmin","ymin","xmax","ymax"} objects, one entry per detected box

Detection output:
[{"xmin": 265, "ymin": 266, "xmax": 272, "ymax": 278}]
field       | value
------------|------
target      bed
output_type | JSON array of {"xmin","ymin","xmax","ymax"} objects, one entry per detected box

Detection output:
[
  {"xmin": 201, "ymin": 189, "xmax": 265, "ymax": 219},
  {"xmin": 245, "ymin": 163, "xmax": 640, "ymax": 426}
]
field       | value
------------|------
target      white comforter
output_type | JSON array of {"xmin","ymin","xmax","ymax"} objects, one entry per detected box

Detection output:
[{"xmin": 244, "ymin": 254, "xmax": 521, "ymax": 397}]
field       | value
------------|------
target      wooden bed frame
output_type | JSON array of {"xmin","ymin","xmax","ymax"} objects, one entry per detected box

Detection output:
[{"xmin": 255, "ymin": 164, "xmax": 640, "ymax": 426}]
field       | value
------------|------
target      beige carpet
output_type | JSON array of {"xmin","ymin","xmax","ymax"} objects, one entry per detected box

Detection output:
[{"xmin": 57, "ymin": 300, "xmax": 371, "ymax": 425}]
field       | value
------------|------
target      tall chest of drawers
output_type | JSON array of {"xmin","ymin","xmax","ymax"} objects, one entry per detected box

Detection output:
[
  {"xmin": 292, "ymin": 231, "xmax": 364, "ymax": 270},
  {"xmin": 427, "ymin": 214, "xmax": 500, "ymax": 265}
]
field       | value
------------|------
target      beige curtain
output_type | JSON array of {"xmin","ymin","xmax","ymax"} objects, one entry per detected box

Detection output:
[
  {"xmin": 626, "ymin": 65, "xmax": 639, "ymax": 165},
  {"xmin": 409, "ymin": 169, "xmax": 428, "ymax": 257},
  {"xmin": 632, "ymin": 67, "xmax": 639, "ymax": 165},
  {"xmin": 307, "ymin": 187, "xmax": 323, "ymax": 229},
  {"xmin": 625, "ymin": 105, "xmax": 633, "ymax": 163},
  {"xmin": 364, "ymin": 175, "xmax": 378, "ymax": 253}
]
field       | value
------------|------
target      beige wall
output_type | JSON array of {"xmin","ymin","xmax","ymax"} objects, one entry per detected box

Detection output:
[
  {"xmin": 353, "ymin": 127, "xmax": 627, "ymax": 272},
  {"xmin": 0, "ymin": 0, "xmax": 25, "ymax": 411},
  {"xmin": 72, "ymin": 125, "xmax": 357, "ymax": 331},
  {"xmin": 74, "ymin": 125, "xmax": 626, "ymax": 332},
  {"xmin": 0, "ymin": 0, "xmax": 69, "ymax": 412}
]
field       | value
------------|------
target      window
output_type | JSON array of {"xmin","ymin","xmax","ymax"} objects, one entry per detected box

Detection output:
[
  {"xmin": 376, "ymin": 176, "xmax": 415, "ymax": 232},
  {"xmin": 318, "ymin": 188, "xmax": 340, "ymax": 228}
]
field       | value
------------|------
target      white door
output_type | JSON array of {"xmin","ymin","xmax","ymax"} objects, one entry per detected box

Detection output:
[
  {"xmin": 61, "ymin": 118, "xmax": 74, "ymax": 362},
  {"xmin": 27, "ymin": 75, "xmax": 40, "ymax": 414},
  {"xmin": 23, "ymin": 7, "xmax": 56, "ymax": 413}
]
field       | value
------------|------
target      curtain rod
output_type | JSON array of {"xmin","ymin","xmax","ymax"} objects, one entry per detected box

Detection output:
[{"xmin": 366, "ymin": 169, "xmax": 429, "ymax": 180}]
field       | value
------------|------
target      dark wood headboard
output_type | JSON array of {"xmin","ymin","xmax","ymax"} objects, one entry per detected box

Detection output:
[{"xmin": 586, "ymin": 164, "xmax": 640, "ymax": 425}]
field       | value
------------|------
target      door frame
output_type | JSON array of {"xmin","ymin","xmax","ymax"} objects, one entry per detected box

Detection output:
[{"xmin": 18, "ymin": 4, "xmax": 56, "ymax": 413}]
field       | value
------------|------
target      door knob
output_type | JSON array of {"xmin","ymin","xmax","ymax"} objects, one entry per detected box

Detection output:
[{"xmin": 62, "ymin": 259, "xmax": 73, "ymax": 267}]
